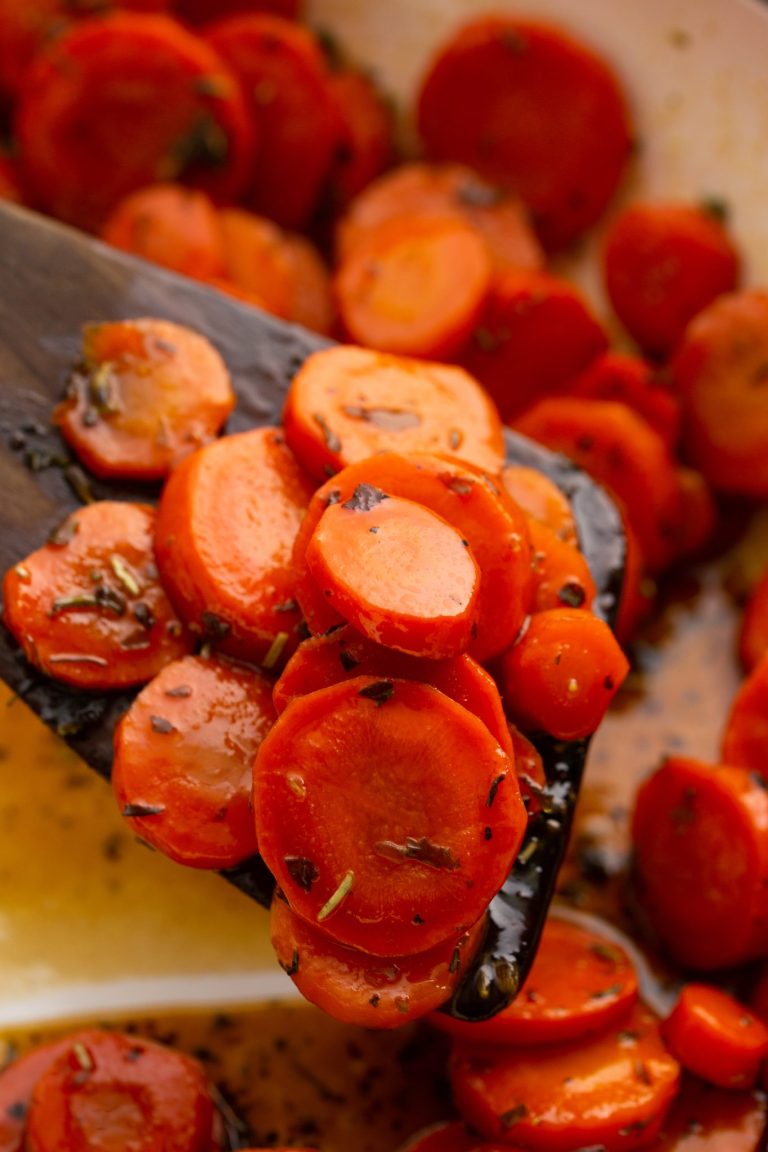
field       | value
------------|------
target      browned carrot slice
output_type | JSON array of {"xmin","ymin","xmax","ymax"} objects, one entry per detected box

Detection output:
[
  {"xmin": 661, "ymin": 983, "xmax": 768, "ymax": 1090},
  {"xmin": 721, "ymin": 653, "xmax": 768, "ymax": 777}
]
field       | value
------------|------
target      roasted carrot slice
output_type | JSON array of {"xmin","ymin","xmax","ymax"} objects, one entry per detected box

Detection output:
[
  {"xmin": 53, "ymin": 318, "xmax": 236, "ymax": 481},
  {"xmin": 25, "ymin": 1029, "xmax": 216, "ymax": 1152},
  {"xmin": 431, "ymin": 914, "xmax": 637, "ymax": 1047},
  {"xmin": 497, "ymin": 608, "xmax": 629, "ymax": 741},
  {"xmin": 721, "ymin": 652, "xmax": 768, "ymax": 777},
  {"xmin": 739, "ymin": 570, "xmax": 768, "ymax": 673},
  {"xmin": 304, "ymin": 485, "xmax": 480, "ymax": 659},
  {"xmin": 254, "ymin": 675, "xmax": 526, "ymax": 957},
  {"xmin": 655, "ymin": 1074, "xmax": 767, "ymax": 1151},
  {"xmin": 661, "ymin": 984, "xmax": 768, "ymax": 1090},
  {"xmin": 0, "ymin": 1038, "xmax": 74, "ymax": 1152},
  {"xmin": 3, "ymin": 501, "xmax": 191, "ymax": 689},
  {"xmin": 631, "ymin": 757, "xmax": 768, "ymax": 970},
  {"xmin": 323, "ymin": 67, "xmax": 396, "ymax": 212},
  {"xmin": 499, "ymin": 464, "xmax": 578, "ymax": 547},
  {"xmin": 14, "ymin": 13, "xmax": 256, "ymax": 231},
  {"xmin": 567, "ymin": 352, "xmax": 682, "ymax": 452},
  {"xmin": 450, "ymin": 1002, "xmax": 680, "ymax": 1151},
  {"xmin": 334, "ymin": 212, "xmax": 493, "ymax": 361},
  {"xmin": 527, "ymin": 518, "xmax": 597, "ymax": 614},
  {"xmin": 270, "ymin": 893, "xmax": 486, "ymax": 1029},
  {"xmin": 416, "ymin": 16, "xmax": 633, "ymax": 250},
  {"xmin": 154, "ymin": 426, "xmax": 314, "ymax": 668},
  {"xmin": 112, "ymin": 653, "xmax": 276, "ymax": 869},
  {"xmin": 282, "ymin": 344, "xmax": 507, "ymax": 482}
]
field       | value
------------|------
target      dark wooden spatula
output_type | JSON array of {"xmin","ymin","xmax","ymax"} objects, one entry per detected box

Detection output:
[{"xmin": 0, "ymin": 202, "xmax": 625, "ymax": 1021}]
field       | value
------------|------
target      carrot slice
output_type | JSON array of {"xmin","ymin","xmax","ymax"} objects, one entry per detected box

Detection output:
[
  {"xmin": 323, "ymin": 67, "xmax": 396, "ymax": 212},
  {"xmin": 450, "ymin": 1002, "xmax": 680, "ymax": 1151},
  {"xmin": 431, "ymin": 914, "xmax": 637, "ymax": 1047},
  {"xmin": 508, "ymin": 724, "xmax": 547, "ymax": 816},
  {"xmin": 53, "ymin": 318, "xmax": 236, "ymax": 481},
  {"xmin": 14, "ymin": 13, "xmax": 256, "ymax": 231},
  {"xmin": 499, "ymin": 464, "xmax": 578, "ymax": 547},
  {"xmin": 416, "ymin": 16, "xmax": 633, "ymax": 250},
  {"xmin": 154, "ymin": 426, "xmax": 314, "ymax": 667},
  {"xmin": 602, "ymin": 200, "xmax": 741, "ymax": 358},
  {"xmin": 567, "ymin": 352, "xmax": 682, "ymax": 452},
  {"xmin": 631, "ymin": 756, "xmax": 768, "ymax": 970},
  {"xmin": 739, "ymin": 570, "xmax": 768, "ymax": 673},
  {"xmin": 334, "ymin": 212, "xmax": 493, "ymax": 361},
  {"xmin": 25, "ymin": 1029, "xmax": 216, "ymax": 1152},
  {"xmin": 721, "ymin": 652, "xmax": 768, "ymax": 777},
  {"xmin": 253, "ymin": 675, "xmax": 526, "ymax": 957},
  {"xmin": 527, "ymin": 518, "xmax": 597, "ymax": 614},
  {"xmin": 112, "ymin": 653, "xmax": 276, "ymax": 869},
  {"xmin": 270, "ymin": 893, "xmax": 486, "ymax": 1029},
  {"xmin": 304, "ymin": 485, "xmax": 480, "ymax": 659},
  {"xmin": 655, "ymin": 1074, "xmax": 766, "ymax": 1151},
  {"xmin": 3, "ymin": 501, "xmax": 191, "ymax": 689},
  {"xmin": 661, "ymin": 984, "xmax": 768, "ymax": 1090},
  {"xmin": 0, "ymin": 1038, "xmax": 74, "ymax": 1152},
  {"xmin": 460, "ymin": 269, "xmax": 608, "ymax": 424},
  {"xmin": 282, "ymin": 344, "xmax": 507, "ymax": 482},
  {"xmin": 497, "ymin": 608, "xmax": 629, "ymax": 741}
]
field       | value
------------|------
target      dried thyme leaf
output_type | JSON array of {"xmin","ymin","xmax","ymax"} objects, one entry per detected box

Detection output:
[{"xmin": 358, "ymin": 679, "xmax": 394, "ymax": 706}]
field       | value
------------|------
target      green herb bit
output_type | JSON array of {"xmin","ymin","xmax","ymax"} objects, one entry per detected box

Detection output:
[
  {"xmin": 262, "ymin": 631, "xmax": 289, "ymax": 670},
  {"xmin": 317, "ymin": 870, "xmax": 355, "ymax": 922},
  {"xmin": 109, "ymin": 554, "xmax": 141, "ymax": 596}
]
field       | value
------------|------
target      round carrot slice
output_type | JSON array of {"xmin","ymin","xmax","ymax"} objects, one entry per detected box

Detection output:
[
  {"xmin": 14, "ymin": 13, "xmax": 256, "ymax": 231},
  {"xmin": 0, "ymin": 1038, "xmax": 74, "ymax": 1152},
  {"xmin": 282, "ymin": 344, "xmax": 507, "ymax": 482},
  {"xmin": 416, "ymin": 16, "xmax": 633, "ymax": 251},
  {"xmin": 270, "ymin": 894, "xmax": 486, "ymax": 1029},
  {"xmin": 112, "ymin": 653, "xmax": 276, "ymax": 869},
  {"xmin": 500, "ymin": 464, "xmax": 578, "ymax": 547},
  {"xmin": 721, "ymin": 652, "xmax": 768, "ymax": 778},
  {"xmin": 323, "ymin": 67, "xmax": 395, "ymax": 212},
  {"xmin": 25, "ymin": 1029, "xmax": 216, "ymax": 1152},
  {"xmin": 661, "ymin": 984, "xmax": 768, "ymax": 1090},
  {"xmin": 304, "ymin": 485, "xmax": 480, "ymax": 659},
  {"xmin": 450, "ymin": 1002, "xmax": 680, "ymax": 1151},
  {"xmin": 53, "ymin": 318, "xmax": 235, "ymax": 481},
  {"xmin": 567, "ymin": 351, "xmax": 682, "ymax": 452},
  {"xmin": 3, "ymin": 501, "xmax": 191, "ymax": 689},
  {"xmin": 527, "ymin": 517, "xmax": 597, "ymax": 614},
  {"xmin": 254, "ymin": 675, "xmax": 526, "ymax": 957}
]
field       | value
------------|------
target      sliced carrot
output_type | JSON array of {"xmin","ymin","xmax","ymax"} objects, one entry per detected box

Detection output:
[
  {"xmin": 661, "ymin": 984, "xmax": 768, "ymax": 1090},
  {"xmin": 602, "ymin": 200, "xmax": 741, "ymax": 358},
  {"xmin": 204, "ymin": 14, "xmax": 340, "ymax": 228},
  {"xmin": 0, "ymin": 1038, "xmax": 74, "ymax": 1152},
  {"xmin": 499, "ymin": 464, "xmax": 578, "ymax": 547},
  {"xmin": 335, "ymin": 161, "xmax": 544, "ymax": 274},
  {"xmin": 112, "ymin": 653, "xmax": 276, "ymax": 869},
  {"xmin": 567, "ymin": 352, "xmax": 682, "ymax": 452},
  {"xmin": 279, "ymin": 230, "xmax": 335, "ymax": 335},
  {"xmin": 273, "ymin": 625, "xmax": 513, "ymax": 755},
  {"xmin": 291, "ymin": 451, "xmax": 533, "ymax": 662},
  {"xmin": 721, "ymin": 652, "xmax": 768, "ymax": 777},
  {"xmin": 507, "ymin": 724, "xmax": 547, "ymax": 816},
  {"xmin": 100, "ymin": 182, "xmax": 227, "ymax": 281},
  {"xmin": 253, "ymin": 675, "xmax": 526, "ymax": 957},
  {"xmin": 460, "ymin": 269, "xmax": 609, "ymax": 424},
  {"xmin": 270, "ymin": 893, "xmax": 486, "ymax": 1029},
  {"xmin": 304, "ymin": 485, "xmax": 480, "ymax": 659},
  {"xmin": 527, "ymin": 517, "xmax": 597, "ymax": 614},
  {"xmin": 154, "ymin": 426, "xmax": 313, "ymax": 668},
  {"xmin": 25, "ymin": 1029, "xmax": 216, "ymax": 1152},
  {"xmin": 416, "ymin": 16, "xmax": 633, "ymax": 250},
  {"xmin": 334, "ymin": 211, "xmax": 493, "ymax": 361},
  {"xmin": 739, "ymin": 570, "xmax": 768, "ymax": 673},
  {"xmin": 323, "ymin": 67, "xmax": 396, "ymax": 212},
  {"xmin": 669, "ymin": 288, "xmax": 768, "ymax": 498},
  {"xmin": 14, "ymin": 13, "xmax": 256, "ymax": 231},
  {"xmin": 281, "ymin": 344, "xmax": 507, "ymax": 482},
  {"xmin": 2, "ymin": 501, "xmax": 191, "ymax": 690},
  {"xmin": 631, "ymin": 756, "xmax": 768, "ymax": 970},
  {"xmin": 497, "ymin": 608, "xmax": 629, "ymax": 741},
  {"xmin": 654, "ymin": 1074, "xmax": 766, "ymax": 1151},
  {"xmin": 450, "ymin": 1002, "xmax": 680, "ymax": 1151},
  {"xmin": 53, "ymin": 317, "xmax": 236, "ymax": 481}
]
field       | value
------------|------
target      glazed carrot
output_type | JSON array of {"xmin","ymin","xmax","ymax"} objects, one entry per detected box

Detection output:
[
  {"xmin": 334, "ymin": 212, "xmax": 493, "ymax": 360},
  {"xmin": 323, "ymin": 67, "xmax": 396, "ymax": 212},
  {"xmin": 602, "ymin": 200, "xmax": 741, "ymax": 358},
  {"xmin": 416, "ymin": 16, "xmax": 633, "ymax": 250},
  {"xmin": 273, "ymin": 625, "xmax": 514, "ymax": 755},
  {"xmin": 253, "ymin": 675, "xmax": 526, "ymax": 957},
  {"xmin": 176, "ymin": 0, "xmax": 299, "ymax": 23},
  {"xmin": 661, "ymin": 984, "xmax": 768, "ymax": 1090},
  {"xmin": 14, "ymin": 13, "xmax": 256, "ymax": 231},
  {"xmin": 335, "ymin": 161, "xmax": 544, "ymax": 274},
  {"xmin": 0, "ymin": 1038, "xmax": 73, "ymax": 1152},
  {"xmin": 450, "ymin": 1002, "xmax": 680, "ymax": 1151},
  {"xmin": 527, "ymin": 518, "xmax": 597, "ymax": 614},
  {"xmin": 2, "ymin": 501, "xmax": 191, "ymax": 690},
  {"xmin": 282, "ymin": 344, "xmax": 507, "ymax": 482},
  {"xmin": 25, "ymin": 1030, "xmax": 216, "ymax": 1152},
  {"xmin": 291, "ymin": 451, "xmax": 533, "ymax": 662},
  {"xmin": 654, "ymin": 1074, "xmax": 766, "ymax": 1151},
  {"xmin": 100, "ymin": 183, "xmax": 227, "ymax": 280},
  {"xmin": 721, "ymin": 652, "xmax": 768, "ymax": 777},
  {"xmin": 431, "ymin": 915, "xmax": 637, "ymax": 1047},
  {"xmin": 304, "ymin": 486, "xmax": 481, "ymax": 659},
  {"xmin": 499, "ymin": 465, "xmax": 578, "ymax": 547},
  {"xmin": 204, "ymin": 14, "xmax": 340, "ymax": 228},
  {"xmin": 112, "ymin": 653, "xmax": 276, "ymax": 869},
  {"xmin": 270, "ymin": 893, "xmax": 486, "ymax": 1029},
  {"xmin": 497, "ymin": 608, "xmax": 629, "ymax": 741},
  {"xmin": 53, "ymin": 318, "xmax": 236, "ymax": 481},
  {"xmin": 739, "ymin": 569, "xmax": 768, "ymax": 672},
  {"xmin": 508, "ymin": 724, "xmax": 547, "ymax": 816},
  {"xmin": 631, "ymin": 757, "xmax": 768, "ymax": 970},
  {"xmin": 397, "ymin": 1121, "xmax": 517, "ymax": 1152},
  {"xmin": 460, "ymin": 269, "xmax": 609, "ymax": 424},
  {"xmin": 566, "ymin": 352, "xmax": 682, "ymax": 452},
  {"xmin": 669, "ymin": 289, "xmax": 768, "ymax": 497},
  {"xmin": 154, "ymin": 426, "xmax": 314, "ymax": 667}
]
